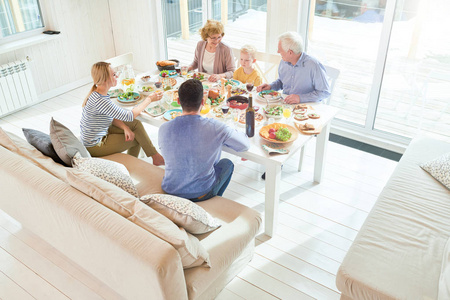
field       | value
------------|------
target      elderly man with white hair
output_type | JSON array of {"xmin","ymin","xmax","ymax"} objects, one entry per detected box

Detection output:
[{"xmin": 257, "ymin": 31, "xmax": 330, "ymax": 104}]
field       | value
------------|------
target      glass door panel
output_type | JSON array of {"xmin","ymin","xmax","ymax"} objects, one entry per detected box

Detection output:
[
  {"xmin": 307, "ymin": 0, "xmax": 386, "ymax": 127},
  {"xmin": 375, "ymin": 0, "xmax": 450, "ymax": 141},
  {"xmin": 162, "ymin": 0, "xmax": 268, "ymax": 67}
]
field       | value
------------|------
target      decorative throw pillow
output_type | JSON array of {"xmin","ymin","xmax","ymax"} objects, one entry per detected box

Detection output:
[
  {"xmin": 140, "ymin": 194, "xmax": 221, "ymax": 234},
  {"xmin": 72, "ymin": 152, "xmax": 139, "ymax": 197},
  {"xmin": 49, "ymin": 118, "xmax": 90, "ymax": 166},
  {"xmin": 66, "ymin": 169, "xmax": 210, "ymax": 269},
  {"xmin": 22, "ymin": 128, "xmax": 67, "ymax": 166},
  {"xmin": 420, "ymin": 152, "xmax": 450, "ymax": 190}
]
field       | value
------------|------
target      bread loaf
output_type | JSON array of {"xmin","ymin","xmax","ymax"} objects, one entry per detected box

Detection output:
[{"xmin": 157, "ymin": 60, "xmax": 177, "ymax": 67}]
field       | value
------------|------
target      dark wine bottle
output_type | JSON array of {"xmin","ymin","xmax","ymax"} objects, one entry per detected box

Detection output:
[{"xmin": 245, "ymin": 94, "xmax": 255, "ymax": 137}]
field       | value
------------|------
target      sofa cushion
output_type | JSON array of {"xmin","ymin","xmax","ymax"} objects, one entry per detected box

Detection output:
[
  {"xmin": 72, "ymin": 152, "xmax": 139, "ymax": 197},
  {"xmin": 49, "ymin": 118, "xmax": 90, "ymax": 166},
  {"xmin": 66, "ymin": 169, "xmax": 210, "ymax": 269},
  {"xmin": 0, "ymin": 128, "xmax": 68, "ymax": 180},
  {"xmin": 421, "ymin": 152, "xmax": 450, "ymax": 190},
  {"xmin": 22, "ymin": 128, "xmax": 67, "ymax": 165},
  {"xmin": 140, "ymin": 194, "xmax": 221, "ymax": 234}
]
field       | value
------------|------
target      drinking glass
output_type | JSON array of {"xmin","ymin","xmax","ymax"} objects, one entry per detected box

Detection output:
[
  {"xmin": 203, "ymin": 88, "xmax": 209, "ymax": 103},
  {"xmin": 181, "ymin": 66, "xmax": 188, "ymax": 77},
  {"xmin": 283, "ymin": 105, "xmax": 292, "ymax": 124},
  {"xmin": 200, "ymin": 104, "xmax": 210, "ymax": 116}
]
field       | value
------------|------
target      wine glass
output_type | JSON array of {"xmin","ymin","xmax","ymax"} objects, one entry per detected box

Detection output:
[
  {"xmin": 246, "ymin": 81, "xmax": 254, "ymax": 93},
  {"xmin": 155, "ymin": 81, "xmax": 162, "ymax": 91}
]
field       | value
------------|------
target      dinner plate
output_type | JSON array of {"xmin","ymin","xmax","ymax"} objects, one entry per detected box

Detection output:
[
  {"xmin": 259, "ymin": 123, "xmax": 298, "ymax": 144},
  {"xmin": 258, "ymin": 90, "xmax": 282, "ymax": 102},
  {"xmin": 108, "ymin": 88, "xmax": 124, "ymax": 98},
  {"xmin": 187, "ymin": 72, "xmax": 209, "ymax": 81},
  {"xmin": 163, "ymin": 109, "xmax": 183, "ymax": 121},
  {"xmin": 145, "ymin": 104, "xmax": 167, "ymax": 117},
  {"xmin": 118, "ymin": 92, "xmax": 140, "ymax": 103}
]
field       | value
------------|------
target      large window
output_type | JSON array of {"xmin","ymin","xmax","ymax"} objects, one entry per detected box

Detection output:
[
  {"xmin": 308, "ymin": 0, "xmax": 450, "ymax": 145},
  {"xmin": 162, "ymin": 0, "xmax": 267, "ymax": 66},
  {"xmin": 0, "ymin": 0, "xmax": 43, "ymax": 39}
]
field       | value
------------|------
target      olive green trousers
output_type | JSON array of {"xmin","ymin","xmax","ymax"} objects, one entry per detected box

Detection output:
[{"xmin": 86, "ymin": 119, "xmax": 157, "ymax": 158}]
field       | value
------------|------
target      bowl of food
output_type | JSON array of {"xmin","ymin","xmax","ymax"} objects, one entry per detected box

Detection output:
[
  {"xmin": 138, "ymin": 84, "xmax": 155, "ymax": 96},
  {"xmin": 140, "ymin": 75, "xmax": 152, "ymax": 83},
  {"xmin": 227, "ymin": 95, "xmax": 248, "ymax": 110},
  {"xmin": 263, "ymin": 104, "xmax": 283, "ymax": 119},
  {"xmin": 156, "ymin": 59, "xmax": 179, "ymax": 71},
  {"xmin": 259, "ymin": 123, "xmax": 298, "ymax": 144}
]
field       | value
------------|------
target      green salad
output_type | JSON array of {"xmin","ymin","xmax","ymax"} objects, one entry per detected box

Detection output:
[
  {"xmin": 275, "ymin": 128, "xmax": 292, "ymax": 141},
  {"xmin": 264, "ymin": 105, "xmax": 283, "ymax": 116}
]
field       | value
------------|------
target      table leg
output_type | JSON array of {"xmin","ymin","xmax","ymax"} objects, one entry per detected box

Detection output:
[
  {"xmin": 314, "ymin": 123, "xmax": 331, "ymax": 183},
  {"xmin": 298, "ymin": 145, "xmax": 305, "ymax": 172},
  {"xmin": 264, "ymin": 163, "xmax": 282, "ymax": 237}
]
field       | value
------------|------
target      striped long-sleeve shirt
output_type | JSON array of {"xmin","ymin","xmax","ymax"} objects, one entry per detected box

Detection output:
[{"xmin": 80, "ymin": 91, "xmax": 134, "ymax": 147}]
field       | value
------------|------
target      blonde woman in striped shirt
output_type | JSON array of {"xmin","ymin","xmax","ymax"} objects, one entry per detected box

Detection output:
[{"xmin": 80, "ymin": 62, "xmax": 164, "ymax": 165}]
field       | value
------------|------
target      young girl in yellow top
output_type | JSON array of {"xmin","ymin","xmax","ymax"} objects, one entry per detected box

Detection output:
[{"xmin": 233, "ymin": 44, "xmax": 262, "ymax": 86}]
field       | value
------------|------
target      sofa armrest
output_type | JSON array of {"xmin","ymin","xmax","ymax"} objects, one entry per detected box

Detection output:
[{"xmin": 0, "ymin": 147, "xmax": 188, "ymax": 299}]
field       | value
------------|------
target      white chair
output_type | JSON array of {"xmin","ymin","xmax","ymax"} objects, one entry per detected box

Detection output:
[
  {"xmin": 231, "ymin": 48, "xmax": 281, "ymax": 84},
  {"xmin": 323, "ymin": 65, "xmax": 340, "ymax": 105},
  {"xmin": 105, "ymin": 52, "xmax": 134, "ymax": 69}
]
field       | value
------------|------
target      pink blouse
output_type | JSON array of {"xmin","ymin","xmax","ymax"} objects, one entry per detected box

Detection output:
[{"xmin": 189, "ymin": 41, "xmax": 236, "ymax": 79}]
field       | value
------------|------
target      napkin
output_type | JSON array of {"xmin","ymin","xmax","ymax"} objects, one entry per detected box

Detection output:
[{"xmin": 262, "ymin": 144, "xmax": 290, "ymax": 155}]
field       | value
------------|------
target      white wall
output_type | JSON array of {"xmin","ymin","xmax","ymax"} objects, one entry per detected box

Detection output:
[
  {"xmin": 108, "ymin": 0, "xmax": 165, "ymax": 72},
  {"xmin": 0, "ymin": 0, "xmax": 116, "ymax": 102},
  {"xmin": 0, "ymin": 0, "xmax": 165, "ymax": 103}
]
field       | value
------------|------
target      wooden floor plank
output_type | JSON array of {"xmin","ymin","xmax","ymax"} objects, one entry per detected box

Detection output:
[
  {"xmin": 0, "ymin": 245, "xmax": 68, "ymax": 299},
  {"xmin": 0, "ymin": 270, "xmax": 35, "ymax": 300}
]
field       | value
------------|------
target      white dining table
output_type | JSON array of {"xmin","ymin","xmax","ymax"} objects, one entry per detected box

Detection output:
[{"xmin": 116, "ymin": 73, "xmax": 338, "ymax": 237}]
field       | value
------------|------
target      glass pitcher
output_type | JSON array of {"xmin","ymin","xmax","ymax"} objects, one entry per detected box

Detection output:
[{"xmin": 121, "ymin": 64, "xmax": 136, "ymax": 92}]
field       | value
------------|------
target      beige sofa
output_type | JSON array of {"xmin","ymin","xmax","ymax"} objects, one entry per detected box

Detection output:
[
  {"xmin": 336, "ymin": 137, "xmax": 450, "ymax": 300},
  {"xmin": 0, "ymin": 128, "xmax": 262, "ymax": 300}
]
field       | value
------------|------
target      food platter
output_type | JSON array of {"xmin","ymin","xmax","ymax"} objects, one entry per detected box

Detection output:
[
  {"xmin": 259, "ymin": 123, "xmax": 298, "ymax": 144},
  {"xmin": 163, "ymin": 109, "xmax": 183, "ymax": 121},
  {"xmin": 238, "ymin": 112, "xmax": 264, "ymax": 126}
]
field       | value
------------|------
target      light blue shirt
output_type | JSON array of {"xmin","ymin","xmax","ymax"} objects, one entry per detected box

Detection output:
[
  {"xmin": 159, "ymin": 115, "xmax": 249, "ymax": 199},
  {"xmin": 270, "ymin": 53, "xmax": 331, "ymax": 103}
]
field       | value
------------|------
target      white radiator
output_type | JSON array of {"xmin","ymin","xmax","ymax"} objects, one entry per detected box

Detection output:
[{"xmin": 0, "ymin": 58, "xmax": 38, "ymax": 117}]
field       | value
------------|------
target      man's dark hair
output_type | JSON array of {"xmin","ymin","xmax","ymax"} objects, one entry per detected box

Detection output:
[{"xmin": 178, "ymin": 79, "xmax": 204, "ymax": 112}]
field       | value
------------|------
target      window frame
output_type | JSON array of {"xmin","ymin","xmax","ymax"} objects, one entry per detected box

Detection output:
[{"xmin": 0, "ymin": 0, "xmax": 48, "ymax": 46}]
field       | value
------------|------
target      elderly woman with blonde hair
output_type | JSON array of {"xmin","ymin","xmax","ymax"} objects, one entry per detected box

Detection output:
[
  {"xmin": 188, "ymin": 20, "xmax": 235, "ymax": 82},
  {"xmin": 80, "ymin": 62, "xmax": 165, "ymax": 165}
]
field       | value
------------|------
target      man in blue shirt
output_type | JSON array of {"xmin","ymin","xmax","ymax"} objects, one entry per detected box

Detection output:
[
  {"xmin": 257, "ymin": 31, "xmax": 331, "ymax": 104},
  {"xmin": 158, "ymin": 79, "xmax": 249, "ymax": 201}
]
